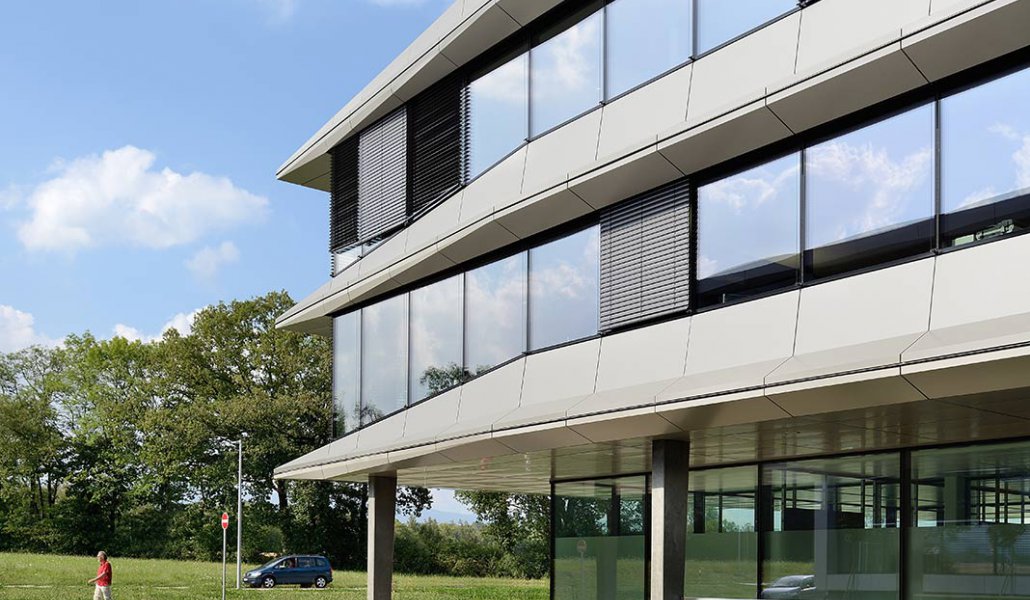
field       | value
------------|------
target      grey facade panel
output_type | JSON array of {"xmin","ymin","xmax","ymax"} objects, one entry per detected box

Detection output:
[
  {"xmin": 358, "ymin": 107, "xmax": 409, "ymax": 241},
  {"xmin": 600, "ymin": 179, "xmax": 691, "ymax": 331}
]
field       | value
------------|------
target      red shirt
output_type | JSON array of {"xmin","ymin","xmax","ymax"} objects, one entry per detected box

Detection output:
[{"xmin": 96, "ymin": 561, "xmax": 112, "ymax": 587}]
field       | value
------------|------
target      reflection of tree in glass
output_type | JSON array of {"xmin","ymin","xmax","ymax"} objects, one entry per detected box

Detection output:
[
  {"xmin": 359, "ymin": 403, "xmax": 385, "ymax": 424},
  {"xmin": 419, "ymin": 363, "xmax": 475, "ymax": 396}
]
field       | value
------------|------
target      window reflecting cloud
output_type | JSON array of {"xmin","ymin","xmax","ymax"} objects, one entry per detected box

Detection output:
[
  {"xmin": 530, "ymin": 226, "xmax": 600, "ymax": 350},
  {"xmin": 697, "ymin": 0, "xmax": 797, "ymax": 54},
  {"xmin": 465, "ymin": 253, "xmax": 527, "ymax": 373},
  {"xmin": 806, "ymin": 106, "xmax": 934, "ymax": 249},
  {"xmin": 333, "ymin": 311, "xmax": 360, "ymax": 436},
  {"xmin": 409, "ymin": 275, "xmax": 464, "ymax": 401},
  {"xmin": 530, "ymin": 10, "xmax": 603, "ymax": 135},
  {"xmin": 606, "ymin": 0, "xmax": 691, "ymax": 98},
  {"xmin": 468, "ymin": 53, "xmax": 529, "ymax": 178},
  {"xmin": 361, "ymin": 294, "xmax": 407, "ymax": 423}
]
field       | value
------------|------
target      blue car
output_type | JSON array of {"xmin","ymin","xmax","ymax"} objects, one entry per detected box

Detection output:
[{"xmin": 243, "ymin": 555, "xmax": 333, "ymax": 589}]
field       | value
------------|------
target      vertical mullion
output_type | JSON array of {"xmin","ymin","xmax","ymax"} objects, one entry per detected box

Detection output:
[
  {"xmin": 900, "ymin": 450, "xmax": 913, "ymax": 600},
  {"xmin": 549, "ymin": 481, "xmax": 557, "ymax": 600},
  {"xmin": 799, "ymin": 148, "xmax": 808, "ymax": 285},
  {"xmin": 934, "ymin": 95, "xmax": 943, "ymax": 252},
  {"xmin": 692, "ymin": 0, "xmax": 699, "ymax": 59},
  {"xmin": 602, "ymin": 0, "xmax": 610, "ymax": 102},
  {"xmin": 756, "ymin": 464, "xmax": 769, "ymax": 599}
]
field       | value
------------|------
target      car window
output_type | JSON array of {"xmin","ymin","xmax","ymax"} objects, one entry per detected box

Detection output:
[
  {"xmin": 318, "ymin": 558, "xmax": 329, "ymax": 568},
  {"xmin": 298, "ymin": 558, "xmax": 315, "ymax": 568}
]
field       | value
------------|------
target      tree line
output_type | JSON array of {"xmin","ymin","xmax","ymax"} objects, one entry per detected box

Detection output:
[{"xmin": 0, "ymin": 291, "xmax": 549, "ymax": 577}]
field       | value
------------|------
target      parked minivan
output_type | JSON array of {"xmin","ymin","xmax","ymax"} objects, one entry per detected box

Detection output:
[{"xmin": 243, "ymin": 554, "xmax": 332, "ymax": 589}]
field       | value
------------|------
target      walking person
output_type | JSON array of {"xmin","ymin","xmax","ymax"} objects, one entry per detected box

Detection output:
[{"xmin": 87, "ymin": 551, "xmax": 113, "ymax": 600}]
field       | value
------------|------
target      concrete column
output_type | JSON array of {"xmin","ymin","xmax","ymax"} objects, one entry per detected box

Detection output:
[
  {"xmin": 651, "ymin": 439, "xmax": 689, "ymax": 600},
  {"xmin": 367, "ymin": 474, "xmax": 396, "ymax": 600}
]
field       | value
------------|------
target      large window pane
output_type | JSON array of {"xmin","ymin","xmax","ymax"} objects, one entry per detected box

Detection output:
[
  {"xmin": 685, "ymin": 467, "xmax": 758, "ymax": 600},
  {"xmin": 910, "ymin": 441, "xmax": 1030, "ymax": 600},
  {"xmin": 360, "ymin": 295, "xmax": 407, "ymax": 424},
  {"xmin": 409, "ymin": 275, "xmax": 465, "ymax": 402},
  {"xmin": 530, "ymin": 8, "xmax": 603, "ymax": 136},
  {"xmin": 554, "ymin": 476, "xmax": 648, "ymax": 600},
  {"xmin": 529, "ymin": 226, "xmax": 600, "ymax": 351},
  {"xmin": 697, "ymin": 0, "xmax": 798, "ymax": 54},
  {"xmin": 697, "ymin": 153, "xmax": 800, "ymax": 307},
  {"xmin": 763, "ymin": 454, "xmax": 901, "ymax": 600},
  {"xmin": 805, "ymin": 105, "xmax": 935, "ymax": 280},
  {"xmin": 465, "ymin": 253, "xmax": 526, "ymax": 373},
  {"xmin": 468, "ymin": 52, "xmax": 529, "ymax": 179},
  {"xmin": 606, "ymin": 0, "xmax": 691, "ymax": 99},
  {"xmin": 332, "ymin": 312, "xmax": 360, "ymax": 437},
  {"xmin": 942, "ymin": 66, "xmax": 1030, "ymax": 247}
]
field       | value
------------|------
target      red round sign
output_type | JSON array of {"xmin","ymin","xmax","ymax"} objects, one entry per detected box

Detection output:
[{"xmin": 221, "ymin": 512, "xmax": 229, "ymax": 530}]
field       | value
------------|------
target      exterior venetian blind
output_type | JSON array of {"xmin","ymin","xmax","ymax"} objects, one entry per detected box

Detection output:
[
  {"xmin": 410, "ymin": 75, "xmax": 468, "ymax": 215},
  {"xmin": 599, "ymin": 179, "xmax": 691, "ymax": 331},
  {"xmin": 357, "ymin": 107, "xmax": 409, "ymax": 241},
  {"xmin": 329, "ymin": 137, "xmax": 360, "ymax": 253}
]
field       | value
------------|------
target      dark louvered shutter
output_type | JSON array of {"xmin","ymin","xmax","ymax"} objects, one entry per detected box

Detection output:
[
  {"xmin": 599, "ymin": 179, "xmax": 691, "ymax": 331},
  {"xmin": 357, "ymin": 107, "xmax": 408, "ymax": 241},
  {"xmin": 409, "ymin": 76, "xmax": 468, "ymax": 215},
  {"xmin": 329, "ymin": 137, "xmax": 360, "ymax": 253}
]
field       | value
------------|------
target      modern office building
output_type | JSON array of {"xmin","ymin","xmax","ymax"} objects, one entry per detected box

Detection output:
[{"xmin": 273, "ymin": 0, "xmax": 1030, "ymax": 598}]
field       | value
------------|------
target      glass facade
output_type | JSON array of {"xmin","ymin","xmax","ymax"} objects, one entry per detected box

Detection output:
[
  {"xmin": 764, "ymin": 454, "xmax": 901, "ymax": 600},
  {"xmin": 530, "ymin": 8, "xmax": 604, "ymax": 136},
  {"xmin": 360, "ymin": 294, "xmax": 408, "ymax": 423},
  {"xmin": 468, "ymin": 52, "xmax": 529, "ymax": 179},
  {"xmin": 941, "ymin": 66, "xmax": 1030, "ymax": 247},
  {"xmin": 686, "ymin": 467, "xmax": 758, "ymax": 599},
  {"xmin": 605, "ymin": 0, "xmax": 691, "ymax": 99},
  {"xmin": 466, "ymin": 252, "xmax": 527, "ymax": 373},
  {"xmin": 408, "ymin": 274, "xmax": 464, "ymax": 402},
  {"xmin": 697, "ymin": 153, "xmax": 801, "ymax": 307},
  {"xmin": 696, "ymin": 0, "xmax": 798, "ymax": 54},
  {"xmin": 805, "ymin": 105, "xmax": 935, "ymax": 280},
  {"xmin": 529, "ymin": 226, "xmax": 600, "ymax": 351},
  {"xmin": 553, "ymin": 476, "xmax": 648, "ymax": 600}
]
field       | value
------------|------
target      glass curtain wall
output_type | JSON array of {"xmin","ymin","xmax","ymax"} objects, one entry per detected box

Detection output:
[
  {"xmin": 941, "ymin": 65, "xmax": 1030, "ymax": 247},
  {"xmin": 553, "ymin": 476, "xmax": 648, "ymax": 600},
  {"xmin": 910, "ymin": 442, "xmax": 1030, "ymax": 600},
  {"xmin": 696, "ymin": 0, "xmax": 798, "ymax": 54},
  {"xmin": 529, "ymin": 226, "xmax": 600, "ymax": 351},
  {"xmin": 408, "ymin": 274, "xmax": 464, "ymax": 402},
  {"xmin": 685, "ymin": 467, "xmax": 758, "ymax": 599},
  {"xmin": 763, "ymin": 454, "xmax": 901, "ymax": 600},
  {"xmin": 697, "ymin": 153, "xmax": 801, "ymax": 307},
  {"xmin": 465, "ymin": 252, "xmax": 528, "ymax": 374}
]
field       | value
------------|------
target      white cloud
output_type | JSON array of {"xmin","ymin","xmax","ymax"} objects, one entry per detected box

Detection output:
[
  {"xmin": 186, "ymin": 241, "xmax": 241, "ymax": 281},
  {"xmin": 0, "ymin": 306, "xmax": 59, "ymax": 353},
  {"xmin": 112, "ymin": 307, "xmax": 205, "ymax": 344},
  {"xmin": 532, "ymin": 17, "xmax": 601, "ymax": 101},
  {"xmin": 367, "ymin": 0, "xmax": 433, "ymax": 6},
  {"xmin": 255, "ymin": 0, "xmax": 298, "ymax": 21},
  {"xmin": 16, "ymin": 146, "xmax": 268, "ymax": 253}
]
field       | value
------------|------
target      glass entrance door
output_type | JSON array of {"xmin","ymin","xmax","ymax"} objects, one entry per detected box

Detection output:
[{"xmin": 553, "ymin": 475, "xmax": 649, "ymax": 600}]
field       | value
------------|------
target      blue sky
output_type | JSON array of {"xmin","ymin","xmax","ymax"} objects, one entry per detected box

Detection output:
[{"xmin": 0, "ymin": 0, "xmax": 473, "ymax": 521}]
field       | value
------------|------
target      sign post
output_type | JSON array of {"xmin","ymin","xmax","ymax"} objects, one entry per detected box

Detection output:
[{"xmin": 221, "ymin": 512, "xmax": 229, "ymax": 600}]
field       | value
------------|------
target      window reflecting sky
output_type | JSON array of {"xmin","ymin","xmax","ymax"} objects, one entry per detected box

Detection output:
[
  {"xmin": 468, "ymin": 52, "xmax": 528, "ymax": 178},
  {"xmin": 530, "ymin": 10, "xmax": 603, "ymax": 136},
  {"xmin": 698, "ymin": 153, "xmax": 800, "ymax": 280},
  {"xmin": 409, "ymin": 274, "xmax": 463, "ymax": 402},
  {"xmin": 361, "ymin": 294, "xmax": 407, "ymax": 422},
  {"xmin": 530, "ymin": 226, "xmax": 600, "ymax": 350},
  {"xmin": 465, "ymin": 252, "xmax": 527, "ymax": 373},
  {"xmin": 806, "ymin": 105, "xmax": 934, "ymax": 250},
  {"xmin": 333, "ymin": 311, "xmax": 360, "ymax": 436},
  {"xmin": 606, "ymin": 0, "xmax": 691, "ymax": 99},
  {"xmin": 697, "ymin": 0, "xmax": 797, "ymax": 54},
  {"xmin": 942, "ymin": 66, "xmax": 1030, "ymax": 214}
]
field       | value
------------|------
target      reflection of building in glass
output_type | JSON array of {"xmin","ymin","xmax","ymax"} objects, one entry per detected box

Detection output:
[{"xmin": 272, "ymin": 0, "xmax": 1030, "ymax": 598}]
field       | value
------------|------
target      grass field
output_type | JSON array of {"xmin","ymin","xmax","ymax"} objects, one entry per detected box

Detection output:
[{"xmin": 0, "ymin": 553, "xmax": 549, "ymax": 600}]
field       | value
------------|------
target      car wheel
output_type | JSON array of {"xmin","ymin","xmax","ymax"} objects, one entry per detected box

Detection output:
[
  {"xmin": 314, "ymin": 576, "xmax": 328, "ymax": 589},
  {"xmin": 262, "ymin": 576, "xmax": 276, "ymax": 589}
]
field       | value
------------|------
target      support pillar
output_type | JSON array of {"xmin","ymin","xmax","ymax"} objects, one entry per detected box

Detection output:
[
  {"xmin": 651, "ymin": 439, "xmax": 689, "ymax": 600},
  {"xmin": 367, "ymin": 474, "xmax": 396, "ymax": 600}
]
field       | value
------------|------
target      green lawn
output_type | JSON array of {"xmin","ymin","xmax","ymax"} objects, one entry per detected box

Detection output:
[{"xmin": 0, "ymin": 553, "xmax": 549, "ymax": 600}]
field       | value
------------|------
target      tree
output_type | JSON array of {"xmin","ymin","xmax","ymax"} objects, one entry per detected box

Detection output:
[{"xmin": 454, "ymin": 491, "xmax": 550, "ymax": 578}]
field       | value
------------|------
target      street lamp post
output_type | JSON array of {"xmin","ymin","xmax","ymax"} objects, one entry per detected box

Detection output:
[{"xmin": 236, "ymin": 438, "xmax": 243, "ymax": 589}]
